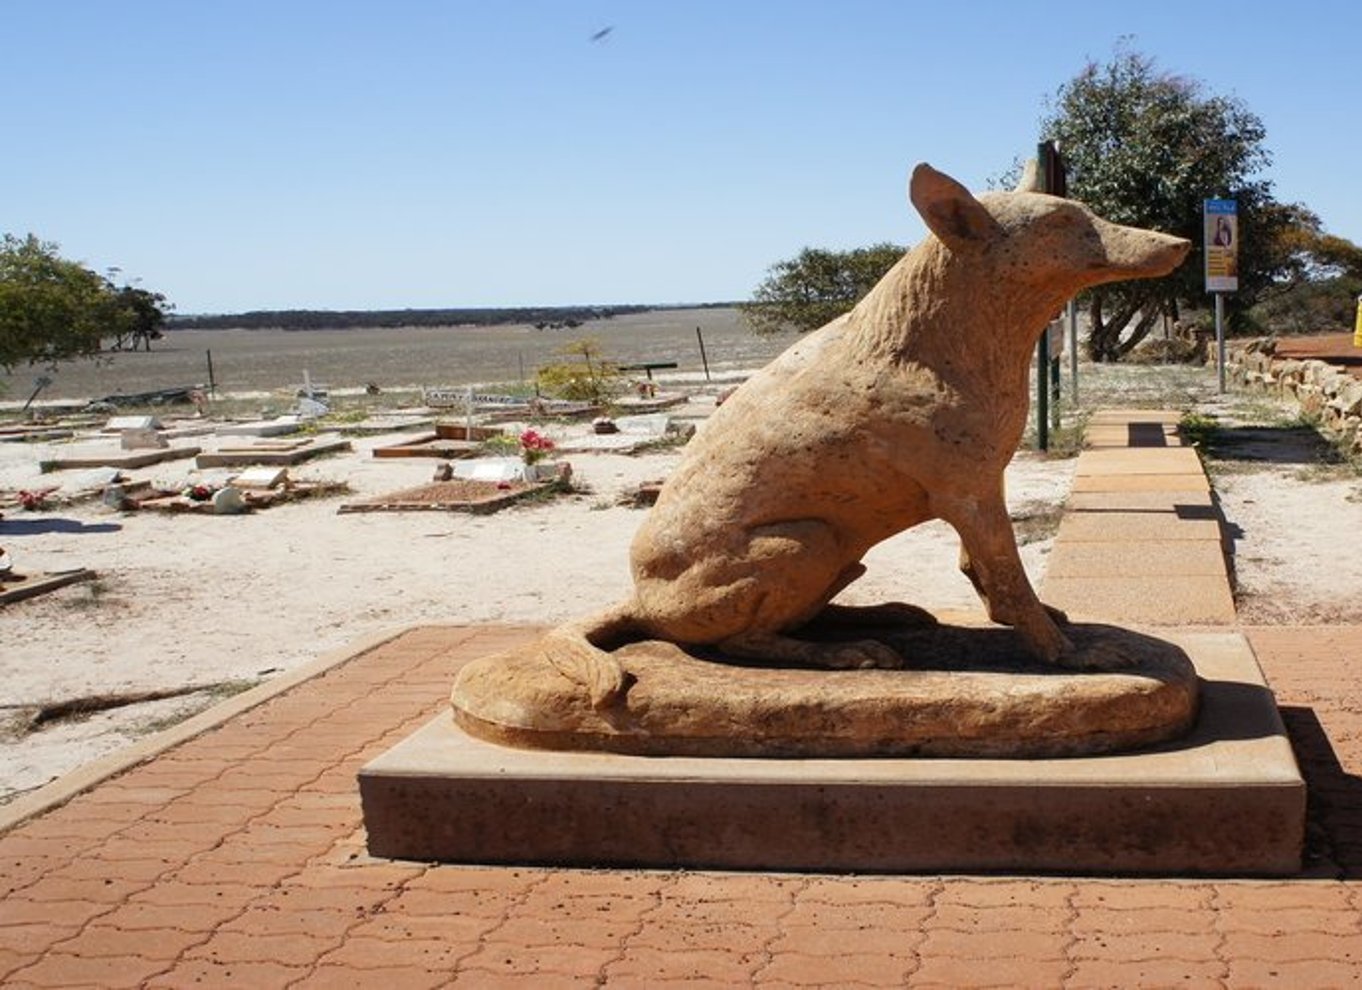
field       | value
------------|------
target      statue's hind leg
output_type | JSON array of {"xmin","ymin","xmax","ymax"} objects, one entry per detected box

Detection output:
[
  {"xmin": 715, "ymin": 555, "xmax": 905, "ymax": 671},
  {"xmin": 807, "ymin": 600, "xmax": 940, "ymax": 631},
  {"xmin": 719, "ymin": 627, "xmax": 905, "ymax": 670},
  {"xmin": 638, "ymin": 519, "xmax": 907, "ymax": 670}
]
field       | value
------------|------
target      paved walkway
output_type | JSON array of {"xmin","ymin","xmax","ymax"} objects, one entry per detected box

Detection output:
[
  {"xmin": 1042, "ymin": 409, "xmax": 1236, "ymax": 625},
  {"xmin": 2, "ymin": 413, "xmax": 1361, "ymax": 988}
]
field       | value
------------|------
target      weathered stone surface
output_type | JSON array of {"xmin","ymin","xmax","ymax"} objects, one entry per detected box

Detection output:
[
  {"xmin": 528, "ymin": 163, "xmax": 1191, "ymax": 716},
  {"xmin": 1331, "ymin": 380, "xmax": 1362, "ymax": 416},
  {"xmin": 370, "ymin": 632, "xmax": 1300, "ymax": 875},
  {"xmin": 1226, "ymin": 336, "xmax": 1362, "ymax": 455},
  {"xmin": 451, "ymin": 622, "xmax": 1198, "ymax": 759}
]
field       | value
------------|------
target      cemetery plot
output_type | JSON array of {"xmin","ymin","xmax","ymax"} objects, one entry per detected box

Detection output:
[
  {"xmin": 38, "ymin": 444, "xmax": 202, "ymax": 472},
  {"xmin": 129, "ymin": 481, "xmax": 344, "ymax": 514},
  {"xmin": 0, "ymin": 425, "xmax": 75, "ymax": 443},
  {"xmin": 195, "ymin": 434, "xmax": 352, "ymax": 468},
  {"xmin": 337, "ymin": 415, "xmax": 434, "ymax": 436},
  {"xmin": 0, "ymin": 567, "xmax": 96, "ymax": 605},
  {"xmin": 371, "ymin": 422, "xmax": 502, "ymax": 460},
  {"xmin": 128, "ymin": 467, "xmax": 345, "ymax": 514},
  {"xmin": 338, "ymin": 478, "xmax": 555, "ymax": 515}
]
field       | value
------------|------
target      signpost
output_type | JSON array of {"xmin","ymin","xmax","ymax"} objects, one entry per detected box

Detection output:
[
  {"xmin": 1204, "ymin": 198, "xmax": 1239, "ymax": 392},
  {"xmin": 1036, "ymin": 141, "xmax": 1066, "ymax": 451}
]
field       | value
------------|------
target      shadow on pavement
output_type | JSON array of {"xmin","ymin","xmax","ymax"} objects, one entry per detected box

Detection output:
[
  {"xmin": 0, "ymin": 517, "xmax": 122, "ymax": 535},
  {"xmin": 1280, "ymin": 705, "xmax": 1362, "ymax": 879}
]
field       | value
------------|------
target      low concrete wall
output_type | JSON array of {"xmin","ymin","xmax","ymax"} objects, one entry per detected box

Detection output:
[{"xmin": 1227, "ymin": 339, "xmax": 1362, "ymax": 453}]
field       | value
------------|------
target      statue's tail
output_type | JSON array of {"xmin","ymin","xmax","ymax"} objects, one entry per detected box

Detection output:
[{"xmin": 540, "ymin": 603, "xmax": 642, "ymax": 709}]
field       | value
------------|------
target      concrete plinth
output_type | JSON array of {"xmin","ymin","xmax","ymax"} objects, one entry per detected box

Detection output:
[{"xmin": 359, "ymin": 631, "xmax": 1304, "ymax": 876}]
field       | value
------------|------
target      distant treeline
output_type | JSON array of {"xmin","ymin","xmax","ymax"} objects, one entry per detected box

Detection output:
[{"xmin": 167, "ymin": 302, "xmax": 736, "ymax": 332}]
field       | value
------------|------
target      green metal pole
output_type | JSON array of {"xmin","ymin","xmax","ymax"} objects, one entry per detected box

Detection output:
[
  {"xmin": 1037, "ymin": 320, "xmax": 1050, "ymax": 451},
  {"xmin": 1067, "ymin": 300, "xmax": 1079, "ymax": 406},
  {"xmin": 1035, "ymin": 141, "xmax": 1056, "ymax": 451},
  {"xmin": 1050, "ymin": 348, "xmax": 1062, "ymax": 430}
]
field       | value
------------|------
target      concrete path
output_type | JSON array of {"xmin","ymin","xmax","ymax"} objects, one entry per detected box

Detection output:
[
  {"xmin": 1042, "ymin": 409, "xmax": 1237, "ymax": 625},
  {"xmin": 3, "ymin": 411, "xmax": 1360, "ymax": 987}
]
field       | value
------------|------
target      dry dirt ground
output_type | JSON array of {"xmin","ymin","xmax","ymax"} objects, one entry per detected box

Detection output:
[{"xmin": 2, "ymin": 361, "xmax": 1359, "ymax": 802}]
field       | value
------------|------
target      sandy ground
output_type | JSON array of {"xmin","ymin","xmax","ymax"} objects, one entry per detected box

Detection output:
[
  {"xmin": 1221, "ymin": 465, "xmax": 1362, "ymax": 623},
  {"xmin": 3, "ymin": 367, "xmax": 1360, "ymax": 802}
]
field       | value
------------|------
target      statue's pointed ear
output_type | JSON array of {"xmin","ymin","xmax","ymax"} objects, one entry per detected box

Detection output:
[
  {"xmin": 1015, "ymin": 158, "xmax": 1043, "ymax": 193},
  {"xmin": 908, "ymin": 163, "xmax": 1000, "ymax": 250}
]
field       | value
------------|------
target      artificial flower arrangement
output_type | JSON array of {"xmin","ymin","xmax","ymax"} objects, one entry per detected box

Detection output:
[{"xmin": 517, "ymin": 429, "xmax": 555, "ymax": 464}]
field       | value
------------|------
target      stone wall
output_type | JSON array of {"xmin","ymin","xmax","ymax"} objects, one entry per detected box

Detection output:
[{"xmin": 1227, "ymin": 338, "xmax": 1362, "ymax": 453}]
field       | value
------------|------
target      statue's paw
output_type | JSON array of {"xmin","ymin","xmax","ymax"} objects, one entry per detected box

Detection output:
[
  {"xmin": 1043, "ymin": 603, "xmax": 1070, "ymax": 626},
  {"xmin": 872, "ymin": 601, "xmax": 940, "ymax": 628},
  {"xmin": 543, "ymin": 640, "xmax": 630, "ymax": 709},
  {"xmin": 834, "ymin": 639, "xmax": 904, "ymax": 671},
  {"xmin": 1054, "ymin": 638, "xmax": 1137, "ymax": 673}
]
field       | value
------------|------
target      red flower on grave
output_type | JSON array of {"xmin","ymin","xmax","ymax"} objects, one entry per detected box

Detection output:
[
  {"xmin": 518, "ymin": 429, "xmax": 556, "ymax": 464},
  {"xmin": 18, "ymin": 489, "xmax": 55, "ymax": 511}
]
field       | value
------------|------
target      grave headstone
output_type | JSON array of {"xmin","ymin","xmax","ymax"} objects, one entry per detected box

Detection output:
[
  {"xmin": 218, "ymin": 416, "xmax": 301, "ymax": 438},
  {"xmin": 105, "ymin": 415, "xmax": 161, "ymax": 432},
  {"xmin": 61, "ymin": 467, "xmax": 124, "ymax": 494},
  {"xmin": 615, "ymin": 414, "xmax": 671, "ymax": 436},
  {"xmin": 296, "ymin": 397, "xmax": 329, "ymax": 419},
  {"xmin": 452, "ymin": 457, "xmax": 526, "ymax": 483},
  {"xmin": 120, "ymin": 428, "xmax": 169, "ymax": 450},
  {"xmin": 231, "ymin": 466, "xmax": 289, "ymax": 489}
]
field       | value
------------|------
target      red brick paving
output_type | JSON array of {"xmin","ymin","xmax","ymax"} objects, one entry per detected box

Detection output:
[{"xmin": 1, "ymin": 622, "xmax": 1361, "ymax": 988}]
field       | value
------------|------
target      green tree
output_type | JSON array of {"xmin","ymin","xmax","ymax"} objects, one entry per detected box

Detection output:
[
  {"xmin": 0, "ymin": 234, "xmax": 116, "ymax": 373},
  {"xmin": 740, "ymin": 243, "xmax": 904, "ymax": 335},
  {"xmin": 1308, "ymin": 233, "xmax": 1362, "ymax": 281},
  {"xmin": 1248, "ymin": 226, "xmax": 1362, "ymax": 334},
  {"xmin": 1042, "ymin": 47, "xmax": 1307, "ymax": 360},
  {"xmin": 107, "ymin": 285, "xmax": 170, "ymax": 352}
]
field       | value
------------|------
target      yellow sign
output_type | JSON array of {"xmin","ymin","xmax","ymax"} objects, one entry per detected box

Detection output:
[{"xmin": 1353, "ymin": 294, "xmax": 1362, "ymax": 348}]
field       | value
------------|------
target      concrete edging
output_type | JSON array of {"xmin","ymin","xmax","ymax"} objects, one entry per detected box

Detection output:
[{"xmin": 0, "ymin": 626, "xmax": 414, "ymax": 835}]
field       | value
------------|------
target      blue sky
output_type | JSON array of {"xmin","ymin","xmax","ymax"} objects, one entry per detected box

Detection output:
[{"xmin": 6, "ymin": 1, "xmax": 1360, "ymax": 314}]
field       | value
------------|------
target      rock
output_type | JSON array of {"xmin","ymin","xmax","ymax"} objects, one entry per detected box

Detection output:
[
  {"xmin": 211, "ymin": 486, "xmax": 248, "ymax": 514},
  {"xmin": 101, "ymin": 484, "xmax": 129, "ymax": 510},
  {"xmin": 1275, "ymin": 359, "xmax": 1305, "ymax": 386},
  {"xmin": 1331, "ymin": 381, "xmax": 1362, "ymax": 417}
]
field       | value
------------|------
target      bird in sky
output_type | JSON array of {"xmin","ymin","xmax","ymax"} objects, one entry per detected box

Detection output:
[{"xmin": 589, "ymin": 26, "xmax": 613, "ymax": 43}]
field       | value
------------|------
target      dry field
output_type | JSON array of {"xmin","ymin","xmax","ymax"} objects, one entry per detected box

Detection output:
[{"xmin": 1, "ymin": 307, "xmax": 788, "ymax": 405}]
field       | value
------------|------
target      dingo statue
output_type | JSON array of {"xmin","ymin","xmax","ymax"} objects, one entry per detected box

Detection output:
[{"xmin": 454, "ymin": 162, "xmax": 1192, "ymax": 751}]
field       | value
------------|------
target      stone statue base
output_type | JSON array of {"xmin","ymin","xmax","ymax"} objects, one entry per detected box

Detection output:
[
  {"xmin": 450, "ymin": 622, "xmax": 1198, "ymax": 759},
  {"xmin": 363, "ymin": 627, "xmax": 1301, "ymax": 874}
]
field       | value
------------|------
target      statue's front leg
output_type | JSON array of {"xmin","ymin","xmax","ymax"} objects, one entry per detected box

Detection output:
[{"xmin": 942, "ymin": 491, "xmax": 1072, "ymax": 663}]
